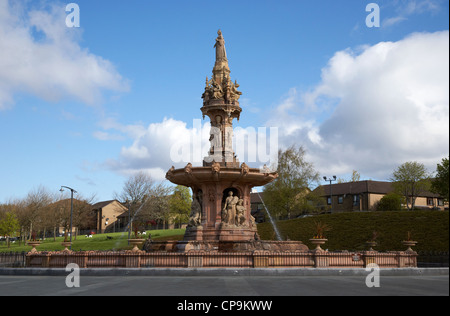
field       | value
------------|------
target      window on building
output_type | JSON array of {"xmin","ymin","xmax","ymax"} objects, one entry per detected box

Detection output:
[
  {"xmin": 327, "ymin": 197, "xmax": 332, "ymax": 205},
  {"xmin": 438, "ymin": 199, "xmax": 444, "ymax": 206},
  {"xmin": 353, "ymin": 195, "xmax": 360, "ymax": 206},
  {"xmin": 427, "ymin": 198, "xmax": 434, "ymax": 206},
  {"xmin": 338, "ymin": 196, "xmax": 344, "ymax": 204}
]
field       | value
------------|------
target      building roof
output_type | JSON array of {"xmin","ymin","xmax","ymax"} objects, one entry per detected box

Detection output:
[
  {"xmin": 315, "ymin": 180, "xmax": 441, "ymax": 197},
  {"xmin": 91, "ymin": 200, "xmax": 125, "ymax": 210},
  {"xmin": 250, "ymin": 192, "xmax": 264, "ymax": 203},
  {"xmin": 318, "ymin": 180, "xmax": 393, "ymax": 196}
]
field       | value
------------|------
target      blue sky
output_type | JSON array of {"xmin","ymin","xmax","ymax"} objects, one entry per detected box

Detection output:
[{"xmin": 0, "ymin": 0, "xmax": 449, "ymax": 203}]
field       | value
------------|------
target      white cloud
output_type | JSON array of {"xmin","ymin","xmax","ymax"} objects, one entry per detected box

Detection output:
[
  {"xmin": 96, "ymin": 31, "xmax": 448, "ymax": 183},
  {"xmin": 100, "ymin": 116, "xmax": 280, "ymax": 180},
  {"xmin": 0, "ymin": 0, "xmax": 129, "ymax": 110},
  {"xmin": 270, "ymin": 31, "xmax": 449, "ymax": 180},
  {"xmin": 382, "ymin": 0, "xmax": 442, "ymax": 28},
  {"xmin": 102, "ymin": 118, "xmax": 211, "ymax": 180}
]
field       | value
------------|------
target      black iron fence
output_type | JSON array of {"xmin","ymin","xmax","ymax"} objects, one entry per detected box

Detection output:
[
  {"xmin": 417, "ymin": 251, "xmax": 449, "ymax": 267},
  {"xmin": 0, "ymin": 252, "xmax": 27, "ymax": 267}
]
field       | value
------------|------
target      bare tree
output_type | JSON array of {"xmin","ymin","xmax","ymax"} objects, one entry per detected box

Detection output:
[
  {"xmin": 115, "ymin": 171, "xmax": 171, "ymax": 230},
  {"xmin": 21, "ymin": 186, "xmax": 54, "ymax": 240},
  {"xmin": 116, "ymin": 171, "xmax": 155, "ymax": 205},
  {"xmin": 51, "ymin": 192, "xmax": 97, "ymax": 240}
]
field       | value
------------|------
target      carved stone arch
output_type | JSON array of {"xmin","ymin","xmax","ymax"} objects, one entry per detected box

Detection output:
[{"xmin": 221, "ymin": 187, "xmax": 241, "ymax": 205}]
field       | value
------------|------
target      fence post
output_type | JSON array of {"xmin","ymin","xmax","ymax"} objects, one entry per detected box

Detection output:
[
  {"xmin": 398, "ymin": 251, "xmax": 418, "ymax": 268},
  {"xmin": 187, "ymin": 251, "xmax": 204, "ymax": 268},
  {"xmin": 125, "ymin": 252, "xmax": 141, "ymax": 268},
  {"xmin": 363, "ymin": 251, "xmax": 376, "ymax": 268},
  {"xmin": 253, "ymin": 251, "xmax": 269, "ymax": 268},
  {"xmin": 312, "ymin": 250, "xmax": 329, "ymax": 268}
]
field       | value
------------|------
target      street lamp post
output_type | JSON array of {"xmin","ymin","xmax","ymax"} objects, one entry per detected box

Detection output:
[
  {"xmin": 60, "ymin": 186, "xmax": 77, "ymax": 250},
  {"xmin": 323, "ymin": 176, "xmax": 337, "ymax": 213},
  {"xmin": 126, "ymin": 200, "xmax": 132, "ymax": 245}
]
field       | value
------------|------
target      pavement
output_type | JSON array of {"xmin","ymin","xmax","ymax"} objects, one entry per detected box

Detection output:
[{"xmin": 0, "ymin": 268, "xmax": 448, "ymax": 297}]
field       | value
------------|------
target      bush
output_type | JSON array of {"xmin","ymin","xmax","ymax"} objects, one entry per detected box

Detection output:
[
  {"xmin": 376, "ymin": 193, "xmax": 404, "ymax": 211},
  {"xmin": 257, "ymin": 210, "xmax": 449, "ymax": 252}
]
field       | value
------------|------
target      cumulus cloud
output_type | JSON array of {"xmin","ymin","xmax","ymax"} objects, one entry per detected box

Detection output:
[
  {"xmin": 100, "ymin": 118, "xmax": 210, "ymax": 180},
  {"xmin": 99, "ymin": 116, "xmax": 279, "ymax": 180},
  {"xmin": 270, "ymin": 31, "xmax": 449, "ymax": 180},
  {"xmin": 0, "ymin": 0, "xmax": 129, "ymax": 110},
  {"xmin": 97, "ymin": 31, "xmax": 448, "ymax": 182}
]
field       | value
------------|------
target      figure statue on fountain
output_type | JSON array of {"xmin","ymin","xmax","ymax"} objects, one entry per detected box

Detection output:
[
  {"xmin": 235, "ymin": 199, "xmax": 247, "ymax": 227},
  {"xmin": 188, "ymin": 191, "xmax": 203, "ymax": 227},
  {"xmin": 222, "ymin": 191, "xmax": 239, "ymax": 226}
]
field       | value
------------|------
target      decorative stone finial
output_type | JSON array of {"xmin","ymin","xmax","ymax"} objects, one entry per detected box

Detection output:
[{"xmin": 202, "ymin": 30, "xmax": 241, "ymax": 105}]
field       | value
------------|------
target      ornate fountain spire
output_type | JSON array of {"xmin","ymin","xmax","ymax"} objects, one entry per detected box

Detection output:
[
  {"xmin": 201, "ymin": 30, "xmax": 243, "ymax": 168},
  {"xmin": 202, "ymin": 30, "xmax": 242, "ymax": 107},
  {"xmin": 212, "ymin": 29, "xmax": 230, "ymax": 85}
]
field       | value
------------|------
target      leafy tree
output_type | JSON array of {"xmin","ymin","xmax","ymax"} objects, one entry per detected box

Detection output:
[
  {"xmin": 169, "ymin": 185, "xmax": 192, "ymax": 228},
  {"xmin": 0, "ymin": 212, "xmax": 20, "ymax": 248},
  {"xmin": 263, "ymin": 145, "xmax": 320, "ymax": 219},
  {"xmin": 431, "ymin": 157, "xmax": 449, "ymax": 202},
  {"xmin": 376, "ymin": 193, "xmax": 404, "ymax": 211},
  {"xmin": 391, "ymin": 161, "xmax": 431, "ymax": 210}
]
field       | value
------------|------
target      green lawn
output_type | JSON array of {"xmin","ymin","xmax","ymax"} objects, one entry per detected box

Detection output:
[
  {"xmin": 0, "ymin": 228, "xmax": 186, "ymax": 253},
  {"xmin": 257, "ymin": 210, "xmax": 449, "ymax": 252}
]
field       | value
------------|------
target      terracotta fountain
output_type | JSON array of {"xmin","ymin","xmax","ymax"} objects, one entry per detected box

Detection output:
[{"xmin": 146, "ymin": 30, "xmax": 308, "ymax": 253}]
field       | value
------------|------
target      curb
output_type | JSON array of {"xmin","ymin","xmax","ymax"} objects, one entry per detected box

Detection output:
[{"xmin": 0, "ymin": 267, "xmax": 448, "ymax": 277}]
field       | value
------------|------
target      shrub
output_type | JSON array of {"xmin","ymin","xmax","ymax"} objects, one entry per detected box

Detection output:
[{"xmin": 376, "ymin": 193, "xmax": 404, "ymax": 211}]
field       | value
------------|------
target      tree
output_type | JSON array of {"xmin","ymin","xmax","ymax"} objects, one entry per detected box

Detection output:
[
  {"xmin": 116, "ymin": 171, "xmax": 172, "ymax": 229},
  {"xmin": 337, "ymin": 170, "xmax": 361, "ymax": 184},
  {"xmin": 351, "ymin": 170, "xmax": 361, "ymax": 182},
  {"xmin": 51, "ymin": 193, "xmax": 97, "ymax": 240},
  {"xmin": 143, "ymin": 183, "xmax": 172, "ymax": 227},
  {"xmin": 20, "ymin": 186, "xmax": 54, "ymax": 240},
  {"xmin": 263, "ymin": 145, "xmax": 320, "ymax": 219},
  {"xmin": 169, "ymin": 185, "xmax": 192, "ymax": 228},
  {"xmin": 0, "ymin": 212, "xmax": 20, "ymax": 248},
  {"xmin": 391, "ymin": 161, "xmax": 431, "ymax": 210},
  {"xmin": 116, "ymin": 171, "xmax": 155, "ymax": 206},
  {"xmin": 431, "ymin": 157, "xmax": 449, "ymax": 202}
]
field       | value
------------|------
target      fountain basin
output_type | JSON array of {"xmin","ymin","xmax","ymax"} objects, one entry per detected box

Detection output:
[
  {"xmin": 143, "ymin": 239, "xmax": 309, "ymax": 253},
  {"xmin": 166, "ymin": 164, "xmax": 277, "ymax": 242}
]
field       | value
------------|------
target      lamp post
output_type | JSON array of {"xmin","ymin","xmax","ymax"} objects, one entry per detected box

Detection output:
[
  {"xmin": 126, "ymin": 200, "xmax": 132, "ymax": 245},
  {"xmin": 323, "ymin": 176, "xmax": 336, "ymax": 213},
  {"xmin": 60, "ymin": 186, "xmax": 77, "ymax": 250}
]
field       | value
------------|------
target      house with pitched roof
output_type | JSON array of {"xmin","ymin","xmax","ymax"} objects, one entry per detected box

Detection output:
[
  {"xmin": 313, "ymin": 180, "xmax": 446, "ymax": 212},
  {"xmin": 91, "ymin": 200, "xmax": 128, "ymax": 233}
]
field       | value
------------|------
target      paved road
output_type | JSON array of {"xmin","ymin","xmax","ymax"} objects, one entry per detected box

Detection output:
[{"xmin": 0, "ymin": 274, "xmax": 448, "ymax": 296}]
